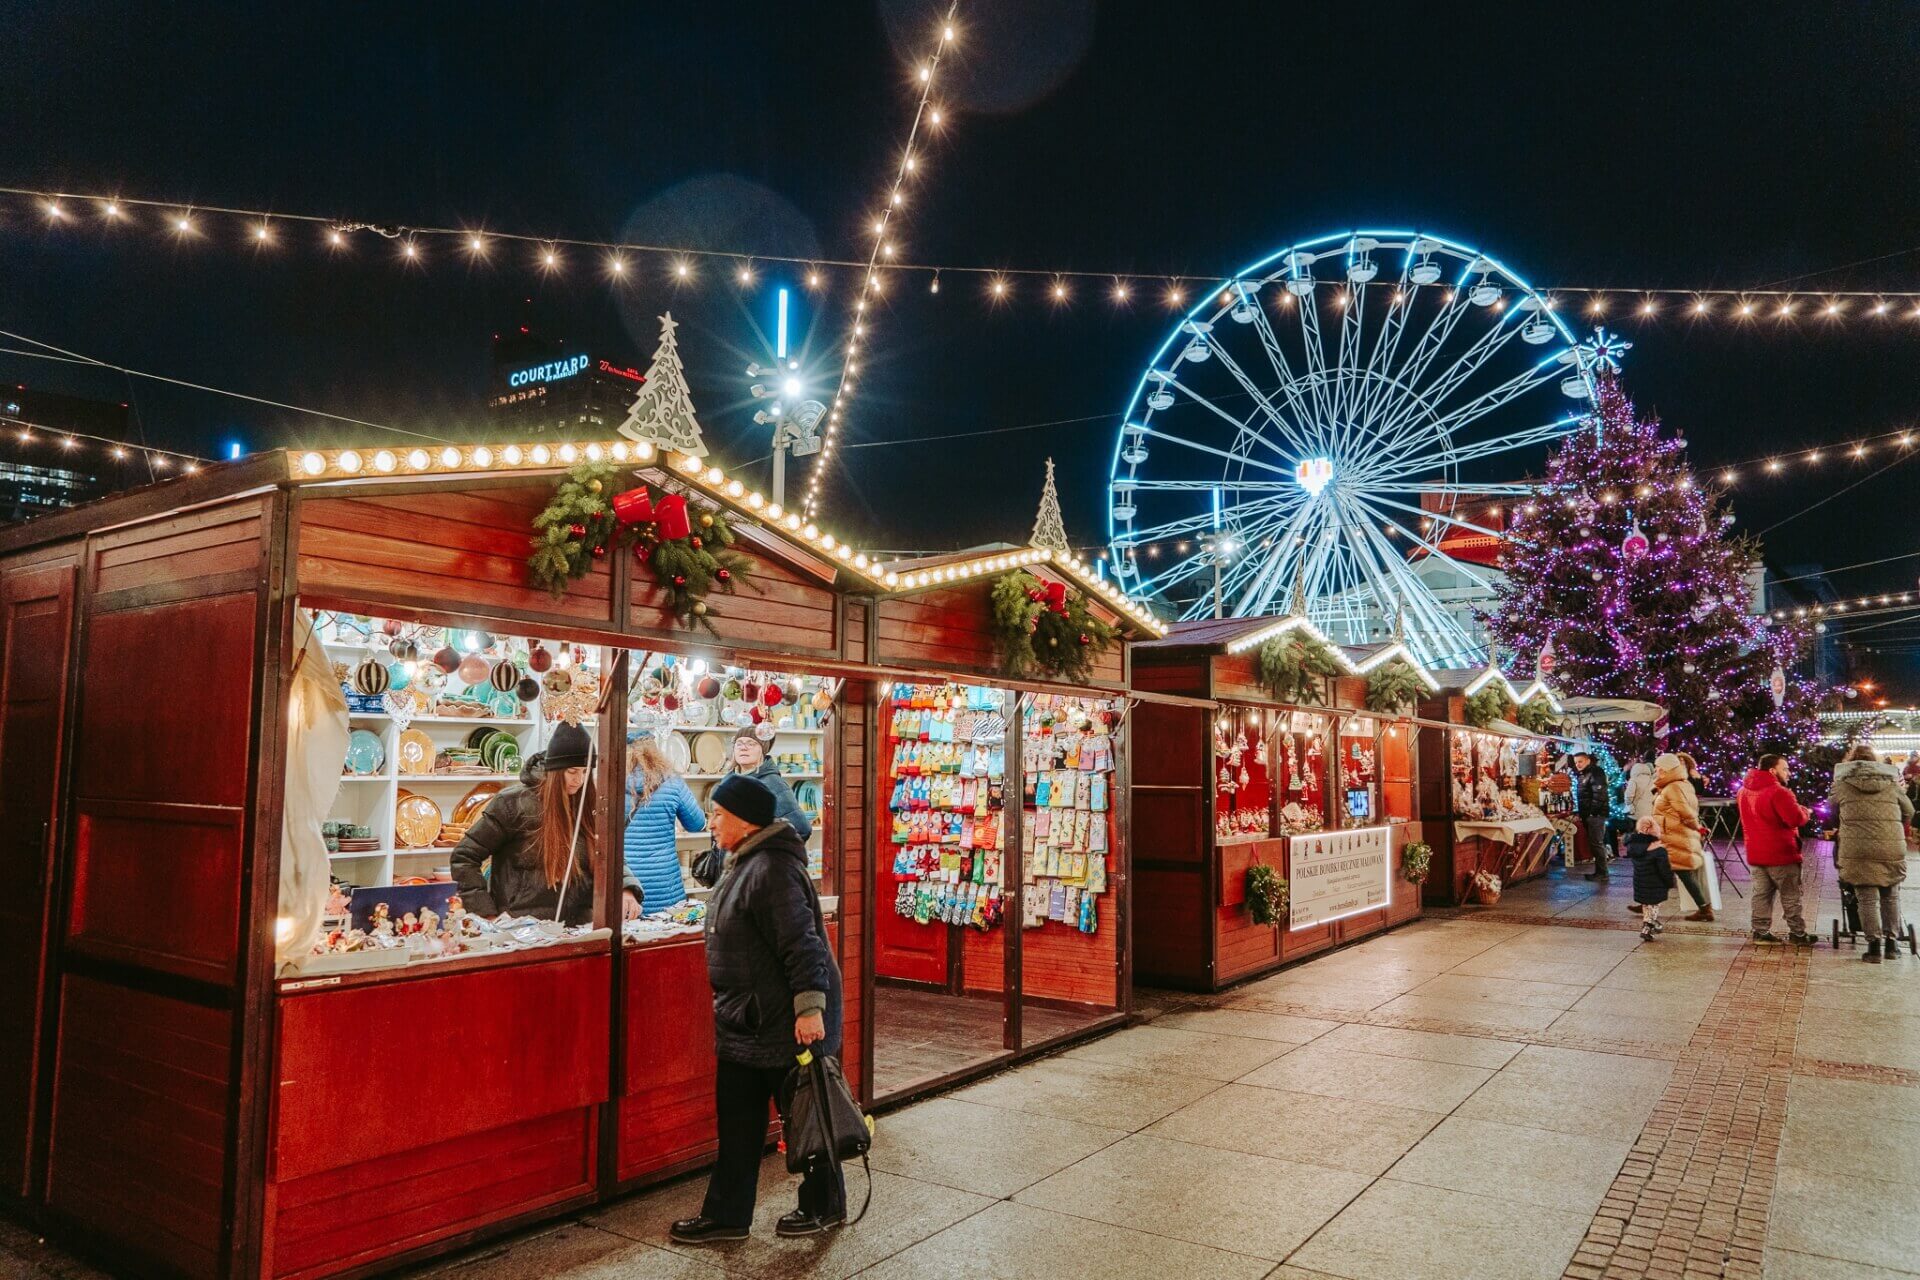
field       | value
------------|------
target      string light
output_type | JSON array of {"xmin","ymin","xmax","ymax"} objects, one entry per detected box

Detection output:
[
  {"xmin": 0, "ymin": 412, "xmax": 207, "ymax": 473},
  {"xmin": 14, "ymin": 184, "xmax": 1920, "ymax": 328}
]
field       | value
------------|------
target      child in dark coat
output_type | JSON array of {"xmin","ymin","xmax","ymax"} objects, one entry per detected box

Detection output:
[{"xmin": 1624, "ymin": 818, "xmax": 1674, "ymax": 940}]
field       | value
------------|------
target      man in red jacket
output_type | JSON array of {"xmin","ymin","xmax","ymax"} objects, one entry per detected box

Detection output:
[{"xmin": 1737, "ymin": 753, "xmax": 1816, "ymax": 945}]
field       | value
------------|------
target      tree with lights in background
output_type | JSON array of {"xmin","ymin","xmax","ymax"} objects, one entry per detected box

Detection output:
[{"xmin": 1485, "ymin": 337, "xmax": 1819, "ymax": 789}]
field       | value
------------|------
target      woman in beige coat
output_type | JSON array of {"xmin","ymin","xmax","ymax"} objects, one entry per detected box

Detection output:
[
  {"xmin": 1830, "ymin": 744, "xmax": 1912, "ymax": 962},
  {"xmin": 1652, "ymin": 753, "xmax": 1711, "ymax": 921}
]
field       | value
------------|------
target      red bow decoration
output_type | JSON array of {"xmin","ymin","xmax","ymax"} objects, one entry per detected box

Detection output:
[
  {"xmin": 611, "ymin": 485, "xmax": 653, "ymax": 525},
  {"xmin": 1043, "ymin": 581, "xmax": 1068, "ymax": 615},
  {"xmin": 653, "ymin": 493, "xmax": 692, "ymax": 541}
]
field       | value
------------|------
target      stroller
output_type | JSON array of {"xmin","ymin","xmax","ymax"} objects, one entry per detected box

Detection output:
[{"xmin": 1831, "ymin": 879, "xmax": 1919, "ymax": 954}]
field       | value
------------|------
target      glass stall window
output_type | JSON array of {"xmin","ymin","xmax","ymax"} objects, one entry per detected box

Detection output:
[
  {"xmin": 1214, "ymin": 706, "xmax": 1272, "ymax": 841},
  {"xmin": 1339, "ymin": 716, "xmax": 1380, "ymax": 828},
  {"xmin": 1274, "ymin": 710, "xmax": 1332, "ymax": 835}
]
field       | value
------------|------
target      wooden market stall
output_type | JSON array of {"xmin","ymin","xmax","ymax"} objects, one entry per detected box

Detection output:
[
  {"xmin": 1415, "ymin": 668, "xmax": 1574, "ymax": 906},
  {"xmin": 0, "ymin": 439, "xmax": 1160, "ymax": 1280},
  {"xmin": 1130, "ymin": 616, "xmax": 1429, "ymax": 992}
]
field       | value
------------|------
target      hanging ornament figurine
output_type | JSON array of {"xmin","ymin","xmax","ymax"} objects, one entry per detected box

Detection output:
[{"xmin": 1620, "ymin": 510, "xmax": 1650, "ymax": 560}]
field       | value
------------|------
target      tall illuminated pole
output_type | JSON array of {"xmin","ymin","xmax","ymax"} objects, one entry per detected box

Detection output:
[{"xmin": 752, "ymin": 287, "xmax": 822, "ymax": 507}]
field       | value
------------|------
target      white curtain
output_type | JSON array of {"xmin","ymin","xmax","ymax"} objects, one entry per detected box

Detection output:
[{"xmin": 278, "ymin": 613, "xmax": 350, "ymax": 970}]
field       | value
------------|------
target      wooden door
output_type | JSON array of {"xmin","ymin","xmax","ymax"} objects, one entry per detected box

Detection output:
[{"xmin": 0, "ymin": 562, "xmax": 75, "ymax": 1196}]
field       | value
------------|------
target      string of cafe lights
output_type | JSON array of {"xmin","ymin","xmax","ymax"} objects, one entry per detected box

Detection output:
[
  {"xmin": 12, "ymin": 186, "xmax": 1920, "ymax": 324},
  {"xmin": 802, "ymin": 2, "xmax": 960, "ymax": 521},
  {"xmin": 0, "ymin": 412, "xmax": 208, "ymax": 472}
]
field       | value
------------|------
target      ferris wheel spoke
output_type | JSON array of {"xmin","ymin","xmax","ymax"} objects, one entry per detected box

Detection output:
[
  {"xmin": 1120, "ymin": 491, "xmax": 1295, "ymax": 549},
  {"xmin": 1141, "ymin": 424, "xmax": 1299, "ymax": 480},
  {"xmin": 1403, "ymin": 481, "xmax": 1539, "ymax": 496},
  {"xmin": 1126, "ymin": 479, "xmax": 1304, "ymax": 492},
  {"xmin": 1348, "ymin": 495, "xmax": 1501, "ymax": 594},
  {"xmin": 1375, "ymin": 307, "xmax": 1529, "ymax": 443},
  {"xmin": 1347, "ymin": 511, "xmax": 1466, "ymax": 659},
  {"xmin": 1332, "ymin": 283, "xmax": 1367, "ymax": 431},
  {"xmin": 1243, "ymin": 293, "xmax": 1323, "ymax": 439},
  {"xmin": 1158, "ymin": 375, "xmax": 1295, "ymax": 462},
  {"xmin": 1203, "ymin": 339, "xmax": 1319, "ymax": 460},
  {"xmin": 1137, "ymin": 545, "xmax": 1229, "ymax": 601},
  {"xmin": 1360, "ymin": 492, "xmax": 1512, "ymax": 548},
  {"xmin": 1418, "ymin": 354, "xmax": 1574, "ymax": 447},
  {"xmin": 1365, "ymin": 414, "xmax": 1581, "ymax": 482},
  {"xmin": 1293, "ymin": 294, "xmax": 1342, "ymax": 453},
  {"xmin": 1354, "ymin": 261, "xmax": 1423, "ymax": 429},
  {"xmin": 1369, "ymin": 288, "xmax": 1474, "ymax": 430}
]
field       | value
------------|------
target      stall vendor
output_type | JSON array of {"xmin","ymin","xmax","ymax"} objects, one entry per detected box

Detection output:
[
  {"xmin": 727, "ymin": 726, "xmax": 812, "ymax": 840},
  {"xmin": 450, "ymin": 722, "xmax": 643, "ymax": 925}
]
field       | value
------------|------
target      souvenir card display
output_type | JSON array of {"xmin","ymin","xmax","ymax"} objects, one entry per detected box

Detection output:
[
  {"xmin": 886, "ymin": 682, "xmax": 1008, "ymax": 931},
  {"xmin": 315, "ymin": 611, "xmax": 599, "ymax": 891},
  {"xmin": 1019, "ymin": 694, "xmax": 1115, "ymax": 934},
  {"xmin": 628, "ymin": 654, "xmax": 833, "ymax": 881},
  {"xmin": 1449, "ymin": 729, "xmax": 1545, "ymax": 821},
  {"xmin": 1274, "ymin": 711, "xmax": 1330, "ymax": 835},
  {"xmin": 1339, "ymin": 718, "xmax": 1380, "ymax": 828},
  {"xmin": 1213, "ymin": 707, "xmax": 1272, "ymax": 840},
  {"xmin": 301, "ymin": 882, "xmax": 609, "ymax": 976}
]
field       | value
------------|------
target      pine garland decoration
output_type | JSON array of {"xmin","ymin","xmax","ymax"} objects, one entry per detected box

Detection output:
[
  {"xmin": 1464, "ymin": 685, "xmax": 1509, "ymax": 728},
  {"xmin": 1515, "ymin": 694, "xmax": 1561, "ymax": 736},
  {"xmin": 1365, "ymin": 658, "xmax": 1425, "ymax": 713},
  {"xmin": 638, "ymin": 507, "xmax": 752, "ymax": 635},
  {"xmin": 989, "ymin": 570, "xmax": 1119, "ymax": 682},
  {"xmin": 1246, "ymin": 862, "xmax": 1288, "ymax": 927},
  {"xmin": 1256, "ymin": 633, "xmax": 1342, "ymax": 705},
  {"xmin": 529, "ymin": 461, "xmax": 753, "ymax": 634},
  {"xmin": 529, "ymin": 460, "xmax": 622, "ymax": 597}
]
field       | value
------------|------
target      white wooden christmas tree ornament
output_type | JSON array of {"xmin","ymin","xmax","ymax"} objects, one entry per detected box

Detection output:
[{"xmin": 617, "ymin": 312, "xmax": 708, "ymax": 457}]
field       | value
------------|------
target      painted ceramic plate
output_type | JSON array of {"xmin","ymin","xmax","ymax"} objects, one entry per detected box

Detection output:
[
  {"xmin": 680, "ymin": 698, "xmax": 713, "ymax": 727},
  {"xmin": 450, "ymin": 783, "xmax": 503, "ymax": 826},
  {"xmin": 345, "ymin": 729, "xmax": 385, "ymax": 776},
  {"xmin": 396, "ymin": 728, "xmax": 435, "ymax": 774},
  {"xmin": 692, "ymin": 732, "xmax": 729, "ymax": 776},
  {"xmin": 395, "ymin": 795, "xmax": 445, "ymax": 848},
  {"xmin": 662, "ymin": 732, "xmax": 691, "ymax": 773},
  {"xmin": 795, "ymin": 781, "xmax": 822, "ymax": 817}
]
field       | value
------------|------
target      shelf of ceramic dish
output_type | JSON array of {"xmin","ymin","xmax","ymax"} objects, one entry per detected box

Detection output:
[
  {"xmin": 665, "ymin": 725, "xmax": 825, "ymax": 736},
  {"xmin": 348, "ymin": 712, "xmax": 533, "ymax": 726},
  {"xmin": 338, "ymin": 775, "xmax": 392, "ymax": 783}
]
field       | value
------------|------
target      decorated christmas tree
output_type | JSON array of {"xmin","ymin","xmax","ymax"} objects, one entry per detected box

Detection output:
[
  {"xmin": 1485, "ymin": 361, "xmax": 1817, "ymax": 787},
  {"xmin": 617, "ymin": 312, "xmax": 708, "ymax": 456}
]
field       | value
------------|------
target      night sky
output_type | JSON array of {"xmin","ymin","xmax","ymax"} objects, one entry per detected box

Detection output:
[{"xmin": 5, "ymin": 3, "xmax": 1918, "ymax": 681}]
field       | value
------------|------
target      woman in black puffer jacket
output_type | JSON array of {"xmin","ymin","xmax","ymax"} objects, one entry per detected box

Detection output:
[
  {"xmin": 449, "ymin": 722, "xmax": 642, "ymax": 925},
  {"xmin": 672, "ymin": 774, "xmax": 844, "ymax": 1246}
]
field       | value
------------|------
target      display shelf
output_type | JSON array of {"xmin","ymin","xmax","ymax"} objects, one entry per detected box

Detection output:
[
  {"xmin": 681, "ymin": 771, "xmax": 822, "ymax": 782},
  {"xmin": 396, "ymin": 773, "xmax": 525, "ymax": 784},
  {"xmin": 665, "ymin": 724, "xmax": 824, "ymax": 736},
  {"xmin": 349, "ymin": 712, "xmax": 533, "ymax": 727}
]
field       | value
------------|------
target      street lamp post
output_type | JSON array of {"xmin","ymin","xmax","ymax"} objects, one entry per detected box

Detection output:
[{"xmin": 749, "ymin": 287, "xmax": 824, "ymax": 507}]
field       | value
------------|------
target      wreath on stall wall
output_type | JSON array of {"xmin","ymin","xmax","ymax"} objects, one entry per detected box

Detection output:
[
  {"xmin": 1463, "ymin": 686, "xmax": 1509, "ymax": 729},
  {"xmin": 1365, "ymin": 659, "xmax": 1426, "ymax": 714},
  {"xmin": 529, "ymin": 460, "xmax": 753, "ymax": 633},
  {"xmin": 989, "ymin": 570, "xmax": 1119, "ymax": 683},
  {"xmin": 1246, "ymin": 862, "xmax": 1289, "ymax": 927},
  {"xmin": 1514, "ymin": 695, "xmax": 1562, "ymax": 736},
  {"xmin": 1401, "ymin": 841, "xmax": 1433, "ymax": 885},
  {"xmin": 1256, "ymin": 634, "xmax": 1341, "ymax": 705}
]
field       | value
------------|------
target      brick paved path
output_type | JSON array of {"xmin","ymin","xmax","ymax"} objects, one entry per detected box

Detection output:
[{"xmin": 5, "ymin": 846, "xmax": 1916, "ymax": 1279}]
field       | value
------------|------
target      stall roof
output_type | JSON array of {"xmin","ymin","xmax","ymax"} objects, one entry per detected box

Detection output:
[
  {"xmin": 1138, "ymin": 613, "xmax": 1353, "ymax": 661},
  {"xmin": 280, "ymin": 441, "xmax": 1168, "ymax": 636},
  {"xmin": 1428, "ymin": 664, "xmax": 1563, "ymax": 712},
  {"xmin": 1559, "ymin": 696, "xmax": 1665, "ymax": 726}
]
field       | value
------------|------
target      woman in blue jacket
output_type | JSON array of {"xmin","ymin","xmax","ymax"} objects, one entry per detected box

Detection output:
[{"xmin": 624, "ymin": 735, "xmax": 706, "ymax": 911}]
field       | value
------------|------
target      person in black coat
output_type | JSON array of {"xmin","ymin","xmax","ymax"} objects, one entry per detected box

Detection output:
[
  {"xmin": 448, "ymin": 722, "xmax": 642, "ymax": 925},
  {"xmin": 1570, "ymin": 750, "xmax": 1614, "ymax": 880},
  {"xmin": 672, "ymin": 774, "xmax": 845, "ymax": 1245}
]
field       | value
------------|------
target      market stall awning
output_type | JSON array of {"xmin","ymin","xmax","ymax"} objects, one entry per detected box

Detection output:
[{"xmin": 1559, "ymin": 696, "xmax": 1666, "ymax": 726}]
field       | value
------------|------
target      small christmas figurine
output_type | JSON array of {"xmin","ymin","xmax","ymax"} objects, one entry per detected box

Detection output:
[
  {"xmin": 370, "ymin": 902, "xmax": 394, "ymax": 938},
  {"xmin": 417, "ymin": 905, "xmax": 440, "ymax": 938},
  {"xmin": 400, "ymin": 911, "xmax": 419, "ymax": 936}
]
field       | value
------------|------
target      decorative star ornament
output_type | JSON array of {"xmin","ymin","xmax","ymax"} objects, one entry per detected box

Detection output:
[{"xmin": 1577, "ymin": 326, "xmax": 1633, "ymax": 373}]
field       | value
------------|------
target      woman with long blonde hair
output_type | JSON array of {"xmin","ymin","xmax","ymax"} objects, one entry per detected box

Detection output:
[
  {"xmin": 624, "ymin": 733, "xmax": 707, "ymax": 911},
  {"xmin": 450, "ymin": 722, "xmax": 643, "ymax": 924}
]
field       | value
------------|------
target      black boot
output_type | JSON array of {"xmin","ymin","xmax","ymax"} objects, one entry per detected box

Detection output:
[
  {"xmin": 1865, "ymin": 938, "xmax": 1883, "ymax": 964},
  {"xmin": 671, "ymin": 1216, "xmax": 749, "ymax": 1244}
]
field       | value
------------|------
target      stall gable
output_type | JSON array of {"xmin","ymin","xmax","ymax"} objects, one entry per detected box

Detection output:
[
  {"xmin": 627, "ymin": 536, "xmax": 840, "ymax": 655},
  {"xmin": 875, "ymin": 572, "xmax": 1129, "ymax": 689},
  {"xmin": 297, "ymin": 485, "xmax": 615, "ymax": 627}
]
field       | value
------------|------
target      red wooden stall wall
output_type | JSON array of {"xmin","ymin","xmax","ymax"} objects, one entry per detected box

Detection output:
[
  {"xmin": 46, "ymin": 498, "xmax": 269, "ymax": 1278},
  {"xmin": 0, "ymin": 546, "xmax": 77, "ymax": 1198},
  {"xmin": 297, "ymin": 486, "xmax": 615, "ymax": 628},
  {"xmin": 1128, "ymin": 698, "xmax": 1211, "ymax": 988},
  {"xmin": 874, "ymin": 576, "xmax": 1127, "ymax": 689},
  {"xmin": 629, "ymin": 529, "xmax": 840, "ymax": 656},
  {"xmin": 835, "ymin": 679, "xmax": 870, "ymax": 1094},
  {"xmin": 266, "ymin": 951, "xmax": 610, "ymax": 1280}
]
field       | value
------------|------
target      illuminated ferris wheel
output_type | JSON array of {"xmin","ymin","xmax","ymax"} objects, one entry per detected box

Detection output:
[{"xmin": 1107, "ymin": 230, "xmax": 1599, "ymax": 668}]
